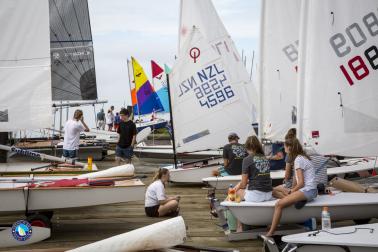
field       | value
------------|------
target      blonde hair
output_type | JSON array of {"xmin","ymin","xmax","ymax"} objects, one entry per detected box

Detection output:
[{"xmin": 153, "ymin": 168, "xmax": 169, "ymax": 181}]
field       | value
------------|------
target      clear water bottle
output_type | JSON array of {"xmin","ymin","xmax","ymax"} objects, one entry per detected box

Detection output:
[{"xmin": 321, "ymin": 206, "xmax": 331, "ymax": 230}]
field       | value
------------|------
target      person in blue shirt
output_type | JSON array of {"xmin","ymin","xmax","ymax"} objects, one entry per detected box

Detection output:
[{"xmin": 114, "ymin": 112, "xmax": 121, "ymax": 132}]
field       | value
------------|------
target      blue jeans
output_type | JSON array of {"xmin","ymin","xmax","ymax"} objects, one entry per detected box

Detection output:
[
  {"xmin": 116, "ymin": 145, "xmax": 134, "ymax": 160},
  {"xmin": 63, "ymin": 149, "xmax": 78, "ymax": 159}
]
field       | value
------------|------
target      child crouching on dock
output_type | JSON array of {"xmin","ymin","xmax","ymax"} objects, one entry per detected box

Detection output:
[{"xmin": 145, "ymin": 168, "xmax": 180, "ymax": 217}]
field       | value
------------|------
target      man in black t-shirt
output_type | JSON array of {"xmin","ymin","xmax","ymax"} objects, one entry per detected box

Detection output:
[
  {"xmin": 115, "ymin": 108, "xmax": 137, "ymax": 164},
  {"xmin": 221, "ymin": 132, "xmax": 248, "ymax": 175}
]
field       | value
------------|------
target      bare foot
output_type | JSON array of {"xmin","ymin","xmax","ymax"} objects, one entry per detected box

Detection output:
[{"xmin": 265, "ymin": 232, "xmax": 273, "ymax": 237}]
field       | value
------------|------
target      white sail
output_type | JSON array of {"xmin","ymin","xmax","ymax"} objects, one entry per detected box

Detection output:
[
  {"xmin": 298, "ymin": 0, "xmax": 378, "ymax": 156},
  {"xmin": 69, "ymin": 217, "xmax": 186, "ymax": 252},
  {"xmin": 0, "ymin": 0, "xmax": 52, "ymax": 132},
  {"xmin": 170, "ymin": 0, "xmax": 258, "ymax": 153},
  {"xmin": 259, "ymin": 0, "xmax": 301, "ymax": 141}
]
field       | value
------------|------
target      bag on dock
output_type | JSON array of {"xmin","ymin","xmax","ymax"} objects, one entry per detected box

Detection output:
[{"xmin": 330, "ymin": 177, "xmax": 378, "ymax": 193}]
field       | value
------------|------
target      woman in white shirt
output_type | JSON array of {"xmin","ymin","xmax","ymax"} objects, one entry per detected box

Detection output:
[
  {"xmin": 145, "ymin": 168, "xmax": 180, "ymax": 217},
  {"xmin": 266, "ymin": 137, "xmax": 317, "ymax": 236}
]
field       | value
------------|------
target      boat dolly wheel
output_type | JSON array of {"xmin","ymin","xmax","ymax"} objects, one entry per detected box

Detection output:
[{"xmin": 26, "ymin": 212, "xmax": 53, "ymax": 228}]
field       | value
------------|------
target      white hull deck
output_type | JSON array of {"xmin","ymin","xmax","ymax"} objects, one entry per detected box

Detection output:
[
  {"xmin": 221, "ymin": 192, "xmax": 378, "ymax": 226},
  {"xmin": 0, "ymin": 160, "xmax": 98, "ymax": 174},
  {"xmin": 203, "ymin": 158, "xmax": 378, "ymax": 189},
  {"xmin": 282, "ymin": 223, "xmax": 378, "ymax": 252},
  {"xmin": 134, "ymin": 144, "xmax": 222, "ymax": 161},
  {"xmin": 167, "ymin": 157, "xmax": 224, "ymax": 184},
  {"xmin": 0, "ymin": 179, "xmax": 144, "ymax": 214}
]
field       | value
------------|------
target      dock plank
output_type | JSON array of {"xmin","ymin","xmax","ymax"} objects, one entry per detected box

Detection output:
[{"xmin": 0, "ymin": 160, "xmax": 261, "ymax": 251}]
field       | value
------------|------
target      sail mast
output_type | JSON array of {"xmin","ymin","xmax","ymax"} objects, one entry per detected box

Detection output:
[
  {"xmin": 166, "ymin": 74, "xmax": 177, "ymax": 168},
  {"xmin": 258, "ymin": 0, "xmax": 266, "ymax": 139},
  {"xmin": 296, "ymin": 0, "xmax": 309, "ymax": 143}
]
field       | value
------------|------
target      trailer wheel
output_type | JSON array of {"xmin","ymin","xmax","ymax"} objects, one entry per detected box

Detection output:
[
  {"xmin": 353, "ymin": 218, "xmax": 371, "ymax": 225},
  {"xmin": 27, "ymin": 214, "xmax": 52, "ymax": 228}
]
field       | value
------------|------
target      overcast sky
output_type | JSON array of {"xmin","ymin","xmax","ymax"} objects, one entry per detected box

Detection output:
[{"xmin": 87, "ymin": 0, "xmax": 261, "ymax": 114}]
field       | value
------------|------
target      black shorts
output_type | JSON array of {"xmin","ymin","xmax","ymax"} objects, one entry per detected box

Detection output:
[{"xmin": 145, "ymin": 205, "xmax": 159, "ymax": 217}]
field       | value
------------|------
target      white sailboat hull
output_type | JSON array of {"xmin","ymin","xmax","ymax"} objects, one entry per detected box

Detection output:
[
  {"xmin": 282, "ymin": 223, "xmax": 378, "ymax": 252},
  {"xmin": 134, "ymin": 145, "xmax": 222, "ymax": 160},
  {"xmin": 203, "ymin": 158, "xmax": 377, "ymax": 189},
  {"xmin": 221, "ymin": 193, "xmax": 378, "ymax": 226},
  {"xmin": 0, "ymin": 179, "xmax": 144, "ymax": 214},
  {"xmin": 169, "ymin": 165, "xmax": 219, "ymax": 184},
  {"xmin": 0, "ymin": 160, "xmax": 98, "ymax": 174}
]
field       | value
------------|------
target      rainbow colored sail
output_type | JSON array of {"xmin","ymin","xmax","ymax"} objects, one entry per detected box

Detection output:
[
  {"xmin": 132, "ymin": 57, "xmax": 164, "ymax": 115},
  {"xmin": 151, "ymin": 60, "xmax": 170, "ymax": 112},
  {"xmin": 127, "ymin": 59, "xmax": 138, "ymax": 115}
]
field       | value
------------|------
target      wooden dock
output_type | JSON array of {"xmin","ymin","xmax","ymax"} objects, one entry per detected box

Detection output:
[{"xmin": 0, "ymin": 160, "xmax": 262, "ymax": 251}]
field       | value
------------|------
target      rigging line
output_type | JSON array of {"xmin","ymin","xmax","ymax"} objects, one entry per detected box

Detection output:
[
  {"xmin": 52, "ymin": 58, "xmax": 81, "ymax": 83},
  {"xmin": 52, "ymin": 0, "xmax": 88, "ymax": 78},
  {"xmin": 71, "ymin": 0, "xmax": 91, "ymax": 71},
  {"xmin": 51, "ymin": 27, "xmax": 84, "ymax": 84},
  {"xmin": 51, "ymin": 49, "xmax": 81, "ymax": 84},
  {"xmin": 52, "ymin": 70, "xmax": 81, "ymax": 92},
  {"xmin": 52, "ymin": 86, "xmax": 83, "ymax": 98}
]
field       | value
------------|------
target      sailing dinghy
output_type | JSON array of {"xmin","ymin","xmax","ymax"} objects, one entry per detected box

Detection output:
[
  {"xmin": 167, "ymin": 0, "xmax": 258, "ymax": 183},
  {"xmin": 277, "ymin": 223, "xmax": 378, "ymax": 252},
  {"xmin": 221, "ymin": 192, "xmax": 378, "ymax": 226},
  {"xmin": 0, "ymin": 164, "xmax": 144, "ymax": 226}
]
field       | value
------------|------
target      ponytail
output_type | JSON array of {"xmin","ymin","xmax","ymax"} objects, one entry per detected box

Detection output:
[{"xmin": 153, "ymin": 168, "xmax": 169, "ymax": 181}]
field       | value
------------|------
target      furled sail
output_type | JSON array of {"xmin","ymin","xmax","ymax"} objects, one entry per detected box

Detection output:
[
  {"xmin": 259, "ymin": 0, "xmax": 301, "ymax": 141},
  {"xmin": 132, "ymin": 57, "xmax": 164, "ymax": 116},
  {"xmin": 49, "ymin": 0, "xmax": 98, "ymax": 101},
  {"xmin": 151, "ymin": 60, "xmax": 170, "ymax": 112},
  {"xmin": 0, "ymin": 0, "xmax": 52, "ymax": 131},
  {"xmin": 298, "ymin": 0, "xmax": 378, "ymax": 156},
  {"xmin": 170, "ymin": 0, "xmax": 258, "ymax": 153}
]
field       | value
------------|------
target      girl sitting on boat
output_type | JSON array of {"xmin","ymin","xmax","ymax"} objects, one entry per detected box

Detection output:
[
  {"xmin": 272, "ymin": 128, "xmax": 297, "ymax": 199},
  {"xmin": 266, "ymin": 138, "xmax": 317, "ymax": 236},
  {"xmin": 145, "ymin": 168, "xmax": 180, "ymax": 217},
  {"xmin": 234, "ymin": 135, "xmax": 273, "ymax": 203}
]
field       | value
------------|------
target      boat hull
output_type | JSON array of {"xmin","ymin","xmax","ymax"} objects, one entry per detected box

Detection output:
[
  {"xmin": 221, "ymin": 193, "xmax": 378, "ymax": 226},
  {"xmin": 282, "ymin": 223, "xmax": 378, "ymax": 252},
  {"xmin": 0, "ymin": 179, "xmax": 145, "ymax": 214},
  {"xmin": 169, "ymin": 165, "xmax": 220, "ymax": 184},
  {"xmin": 134, "ymin": 147, "xmax": 222, "ymax": 161}
]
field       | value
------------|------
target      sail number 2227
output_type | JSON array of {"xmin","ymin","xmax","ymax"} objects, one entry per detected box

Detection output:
[{"xmin": 330, "ymin": 11, "xmax": 378, "ymax": 86}]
